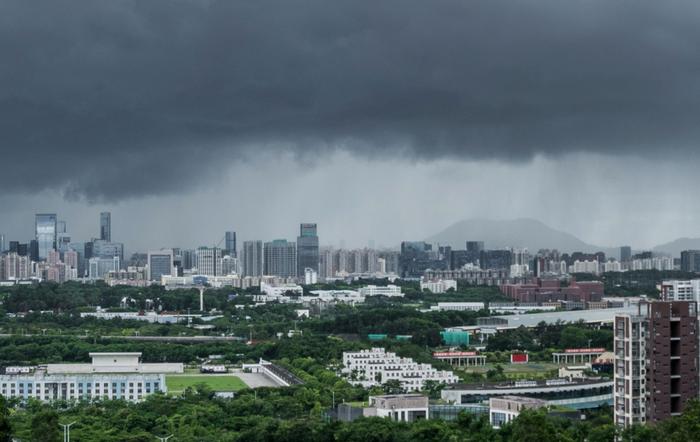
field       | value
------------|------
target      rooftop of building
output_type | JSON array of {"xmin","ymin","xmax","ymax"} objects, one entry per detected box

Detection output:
[
  {"xmin": 445, "ymin": 377, "xmax": 612, "ymax": 391},
  {"xmin": 474, "ymin": 306, "xmax": 640, "ymax": 329},
  {"xmin": 492, "ymin": 395, "xmax": 549, "ymax": 404},
  {"xmin": 1, "ymin": 352, "xmax": 184, "ymax": 376}
]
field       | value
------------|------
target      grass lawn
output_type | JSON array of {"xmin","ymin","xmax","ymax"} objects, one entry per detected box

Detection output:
[
  {"xmin": 166, "ymin": 375, "xmax": 248, "ymax": 394},
  {"xmin": 462, "ymin": 362, "xmax": 559, "ymax": 379}
]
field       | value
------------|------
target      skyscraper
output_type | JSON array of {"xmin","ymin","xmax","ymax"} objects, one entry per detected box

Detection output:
[
  {"xmin": 297, "ymin": 223, "xmax": 319, "ymax": 277},
  {"xmin": 147, "ymin": 250, "xmax": 173, "ymax": 282},
  {"xmin": 196, "ymin": 247, "xmax": 222, "ymax": 276},
  {"xmin": 680, "ymin": 250, "xmax": 700, "ymax": 273},
  {"xmin": 225, "ymin": 231, "xmax": 237, "ymax": 258},
  {"xmin": 100, "ymin": 212, "xmax": 111, "ymax": 242},
  {"xmin": 466, "ymin": 241, "xmax": 484, "ymax": 253},
  {"xmin": 0, "ymin": 234, "xmax": 4, "ymax": 253},
  {"xmin": 243, "ymin": 240, "xmax": 263, "ymax": 277},
  {"xmin": 92, "ymin": 240, "xmax": 124, "ymax": 267},
  {"xmin": 56, "ymin": 220, "xmax": 71, "ymax": 252},
  {"xmin": 264, "ymin": 239, "xmax": 297, "ymax": 278},
  {"xmin": 620, "ymin": 246, "xmax": 632, "ymax": 262},
  {"xmin": 35, "ymin": 213, "xmax": 57, "ymax": 260}
]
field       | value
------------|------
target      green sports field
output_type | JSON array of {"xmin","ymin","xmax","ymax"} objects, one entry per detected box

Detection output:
[{"xmin": 166, "ymin": 375, "xmax": 248, "ymax": 394}]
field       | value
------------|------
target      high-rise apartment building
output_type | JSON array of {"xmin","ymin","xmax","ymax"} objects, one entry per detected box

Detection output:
[
  {"xmin": 243, "ymin": 240, "xmax": 263, "ymax": 277},
  {"xmin": 479, "ymin": 249, "xmax": 513, "ymax": 271},
  {"xmin": 681, "ymin": 250, "xmax": 700, "ymax": 273},
  {"xmin": 196, "ymin": 247, "xmax": 222, "ymax": 276},
  {"xmin": 225, "ymin": 231, "xmax": 237, "ymax": 258},
  {"xmin": 35, "ymin": 213, "xmax": 57, "ymax": 260},
  {"xmin": 147, "ymin": 250, "xmax": 173, "ymax": 282},
  {"xmin": 466, "ymin": 241, "xmax": 484, "ymax": 253},
  {"xmin": 64, "ymin": 250, "xmax": 79, "ymax": 271},
  {"xmin": 614, "ymin": 301, "xmax": 699, "ymax": 428},
  {"xmin": 180, "ymin": 249, "xmax": 196, "ymax": 271},
  {"xmin": 297, "ymin": 223, "xmax": 319, "ymax": 277},
  {"xmin": 100, "ymin": 212, "xmax": 111, "ymax": 242},
  {"xmin": 661, "ymin": 280, "xmax": 700, "ymax": 302},
  {"xmin": 620, "ymin": 246, "xmax": 632, "ymax": 263},
  {"xmin": 264, "ymin": 239, "xmax": 297, "ymax": 278},
  {"xmin": 3, "ymin": 253, "xmax": 30, "ymax": 280},
  {"xmin": 319, "ymin": 247, "xmax": 333, "ymax": 279}
]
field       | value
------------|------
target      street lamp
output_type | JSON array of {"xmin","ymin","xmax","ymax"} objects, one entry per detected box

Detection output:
[
  {"xmin": 156, "ymin": 435, "xmax": 174, "ymax": 442},
  {"xmin": 60, "ymin": 421, "xmax": 76, "ymax": 442}
]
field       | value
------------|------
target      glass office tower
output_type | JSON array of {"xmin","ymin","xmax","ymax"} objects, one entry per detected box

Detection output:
[
  {"xmin": 100, "ymin": 212, "xmax": 111, "ymax": 242},
  {"xmin": 225, "ymin": 231, "xmax": 237, "ymax": 258},
  {"xmin": 35, "ymin": 213, "xmax": 57, "ymax": 261},
  {"xmin": 297, "ymin": 223, "xmax": 319, "ymax": 277}
]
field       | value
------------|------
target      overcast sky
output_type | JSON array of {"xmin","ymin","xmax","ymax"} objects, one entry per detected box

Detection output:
[{"xmin": 2, "ymin": 0, "xmax": 700, "ymax": 252}]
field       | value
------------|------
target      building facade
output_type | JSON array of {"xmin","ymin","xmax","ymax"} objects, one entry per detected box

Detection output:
[
  {"xmin": 264, "ymin": 240, "xmax": 297, "ymax": 278},
  {"xmin": 100, "ymin": 212, "xmax": 111, "ymax": 242},
  {"xmin": 0, "ymin": 352, "xmax": 181, "ymax": 403},
  {"xmin": 147, "ymin": 250, "xmax": 173, "ymax": 281},
  {"xmin": 614, "ymin": 301, "xmax": 699, "ymax": 428},
  {"xmin": 196, "ymin": 247, "xmax": 223, "ymax": 276},
  {"xmin": 297, "ymin": 223, "xmax": 319, "ymax": 277},
  {"xmin": 35, "ymin": 213, "xmax": 57, "ymax": 260},
  {"xmin": 243, "ymin": 240, "xmax": 263, "ymax": 277},
  {"xmin": 342, "ymin": 348, "xmax": 458, "ymax": 392},
  {"xmin": 681, "ymin": 250, "xmax": 700, "ymax": 273},
  {"xmin": 225, "ymin": 231, "xmax": 237, "ymax": 258}
]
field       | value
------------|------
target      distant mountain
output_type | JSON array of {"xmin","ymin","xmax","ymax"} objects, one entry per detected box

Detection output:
[
  {"xmin": 653, "ymin": 238, "xmax": 700, "ymax": 257},
  {"xmin": 426, "ymin": 218, "xmax": 616, "ymax": 255}
]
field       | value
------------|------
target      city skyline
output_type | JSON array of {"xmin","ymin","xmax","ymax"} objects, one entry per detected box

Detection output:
[{"xmin": 5, "ymin": 0, "xmax": 700, "ymax": 438}]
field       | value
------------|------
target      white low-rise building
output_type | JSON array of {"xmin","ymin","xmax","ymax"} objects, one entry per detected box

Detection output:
[
  {"xmin": 0, "ymin": 352, "xmax": 182, "ymax": 403},
  {"xmin": 420, "ymin": 279, "xmax": 457, "ymax": 294},
  {"xmin": 429, "ymin": 302, "xmax": 485, "ymax": 312},
  {"xmin": 358, "ymin": 285, "xmax": 403, "ymax": 297},
  {"xmin": 260, "ymin": 282, "xmax": 303, "ymax": 297},
  {"xmin": 342, "ymin": 348, "xmax": 458, "ymax": 392},
  {"xmin": 307, "ymin": 289, "xmax": 365, "ymax": 305},
  {"xmin": 364, "ymin": 394, "xmax": 429, "ymax": 422},
  {"xmin": 489, "ymin": 396, "xmax": 547, "ymax": 428},
  {"xmin": 80, "ymin": 309, "xmax": 200, "ymax": 324}
]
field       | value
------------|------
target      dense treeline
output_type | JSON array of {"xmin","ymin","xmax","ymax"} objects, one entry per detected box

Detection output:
[
  {"xmin": 486, "ymin": 322, "xmax": 614, "ymax": 353},
  {"xmin": 571, "ymin": 270, "xmax": 696, "ymax": 297},
  {"xmin": 304, "ymin": 304, "xmax": 482, "ymax": 346},
  {"xmin": 3, "ymin": 389, "xmax": 697, "ymax": 441}
]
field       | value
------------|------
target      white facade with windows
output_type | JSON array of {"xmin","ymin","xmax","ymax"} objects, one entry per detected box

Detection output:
[
  {"xmin": 0, "ymin": 352, "xmax": 182, "ymax": 403},
  {"xmin": 429, "ymin": 302, "xmax": 485, "ymax": 312},
  {"xmin": 260, "ymin": 282, "xmax": 303, "ymax": 297},
  {"xmin": 341, "ymin": 348, "xmax": 458, "ymax": 392},
  {"xmin": 660, "ymin": 279, "xmax": 700, "ymax": 302},
  {"xmin": 613, "ymin": 313, "xmax": 648, "ymax": 427},
  {"xmin": 489, "ymin": 396, "xmax": 547, "ymax": 428},
  {"xmin": 365, "ymin": 394, "xmax": 429, "ymax": 422},
  {"xmin": 358, "ymin": 285, "xmax": 403, "ymax": 297},
  {"xmin": 420, "ymin": 279, "xmax": 457, "ymax": 294}
]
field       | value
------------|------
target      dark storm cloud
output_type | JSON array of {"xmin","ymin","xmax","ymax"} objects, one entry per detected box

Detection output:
[{"xmin": 2, "ymin": 0, "xmax": 700, "ymax": 200}]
